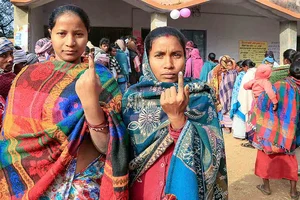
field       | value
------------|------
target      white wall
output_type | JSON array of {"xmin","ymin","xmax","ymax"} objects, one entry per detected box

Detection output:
[
  {"xmin": 169, "ymin": 3, "xmax": 280, "ymax": 60},
  {"xmin": 28, "ymin": 0, "xmax": 284, "ymax": 61}
]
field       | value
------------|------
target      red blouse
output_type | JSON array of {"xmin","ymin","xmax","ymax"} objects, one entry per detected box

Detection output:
[{"xmin": 130, "ymin": 126, "xmax": 182, "ymax": 200}]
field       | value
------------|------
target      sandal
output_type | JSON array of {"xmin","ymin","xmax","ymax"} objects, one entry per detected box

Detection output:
[
  {"xmin": 256, "ymin": 184, "xmax": 271, "ymax": 195},
  {"xmin": 241, "ymin": 142, "xmax": 254, "ymax": 149},
  {"xmin": 291, "ymin": 191, "xmax": 300, "ymax": 200}
]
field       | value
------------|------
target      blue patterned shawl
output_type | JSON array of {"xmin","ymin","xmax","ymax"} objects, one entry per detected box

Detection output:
[
  {"xmin": 122, "ymin": 53, "xmax": 228, "ymax": 199},
  {"xmin": 230, "ymin": 71, "xmax": 245, "ymax": 119}
]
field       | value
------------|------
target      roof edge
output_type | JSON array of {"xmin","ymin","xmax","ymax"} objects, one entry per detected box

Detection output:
[{"xmin": 256, "ymin": 0, "xmax": 300, "ymax": 19}]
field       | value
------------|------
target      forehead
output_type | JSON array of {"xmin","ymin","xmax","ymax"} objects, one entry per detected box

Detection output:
[
  {"xmin": 53, "ymin": 12, "xmax": 86, "ymax": 29},
  {"xmin": 0, "ymin": 50, "xmax": 13, "ymax": 56},
  {"xmin": 150, "ymin": 35, "xmax": 183, "ymax": 52}
]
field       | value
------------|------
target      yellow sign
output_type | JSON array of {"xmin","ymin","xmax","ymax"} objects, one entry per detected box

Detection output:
[{"xmin": 239, "ymin": 40, "xmax": 268, "ymax": 64}]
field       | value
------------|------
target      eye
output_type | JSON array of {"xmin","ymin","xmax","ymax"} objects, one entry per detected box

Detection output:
[
  {"xmin": 57, "ymin": 32, "xmax": 66, "ymax": 36},
  {"xmin": 75, "ymin": 33, "xmax": 84, "ymax": 37},
  {"xmin": 173, "ymin": 53, "xmax": 182, "ymax": 58},
  {"xmin": 154, "ymin": 53, "xmax": 163, "ymax": 58}
]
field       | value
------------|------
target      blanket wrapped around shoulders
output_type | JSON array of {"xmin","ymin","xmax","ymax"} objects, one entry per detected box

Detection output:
[
  {"xmin": 251, "ymin": 77, "xmax": 300, "ymax": 154},
  {"xmin": 0, "ymin": 60, "xmax": 129, "ymax": 200}
]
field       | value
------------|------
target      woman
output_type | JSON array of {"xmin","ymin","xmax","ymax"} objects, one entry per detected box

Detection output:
[
  {"xmin": 122, "ymin": 27, "xmax": 227, "ymax": 200},
  {"xmin": 115, "ymin": 39, "xmax": 130, "ymax": 94},
  {"xmin": 270, "ymin": 49, "xmax": 296, "ymax": 84},
  {"xmin": 0, "ymin": 5, "xmax": 128, "ymax": 199},
  {"xmin": 231, "ymin": 59, "xmax": 256, "ymax": 140},
  {"xmin": 208, "ymin": 55, "xmax": 238, "ymax": 133},
  {"xmin": 250, "ymin": 61, "xmax": 300, "ymax": 199},
  {"xmin": 184, "ymin": 48, "xmax": 204, "ymax": 79},
  {"xmin": 128, "ymin": 39, "xmax": 140, "ymax": 85},
  {"xmin": 230, "ymin": 61, "xmax": 245, "ymax": 125}
]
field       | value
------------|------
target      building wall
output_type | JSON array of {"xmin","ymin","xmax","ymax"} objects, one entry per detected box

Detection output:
[{"xmin": 28, "ymin": 0, "xmax": 283, "ymax": 61}]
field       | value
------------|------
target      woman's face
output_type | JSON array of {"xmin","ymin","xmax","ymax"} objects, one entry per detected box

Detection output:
[
  {"xmin": 149, "ymin": 35, "xmax": 185, "ymax": 82},
  {"xmin": 49, "ymin": 12, "xmax": 88, "ymax": 63},
  {"xmin": 283, "ymin": 58, "xmax": 290, "ymax": 65}
]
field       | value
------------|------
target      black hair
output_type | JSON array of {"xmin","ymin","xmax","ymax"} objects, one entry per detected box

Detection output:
[
  {"xmin": 236, "ymin": 60, "xmax": 244, "ymax": 68},
  {"xmin": 265, "ymin": 51, "xmax": 274, "ymax": 59},
  {"xmin": 145, "ymin": 26, "xmax": 187, "ymax": 58},
  {"xmin": 208, "ymin": 52, "xmax": 216, "ymax": 61},
  {"xmin": 290, "ymin": 61, "xmax": 300, "ymax": 79},
  {"xmin": 85, "ymin": 46, "xmax": 90, "ymax": 54},
  {"xmin": 14, "ymin": 46, "xmax": 22, "ymax": 50},
  {"xmin": 99, "ymin": 38, "xmax": 110, "ymax": 46},
  {"xmin": 242, "ymin": 59, "xmax": 256, "ymax": 68},
  {"xmin": 283, "ymin": 49, "xmax": 296, "ymax": 63},
  {"xmin": 291, "ymin": 51, "xmax": 300, "ymax": 63},
  {"xmin": 49, "ymin": 5, "xmax": 90, "ymax": 31},
  {"xmin": 108, "ymin": 44, "xmax": 118, "ymax": 52}
]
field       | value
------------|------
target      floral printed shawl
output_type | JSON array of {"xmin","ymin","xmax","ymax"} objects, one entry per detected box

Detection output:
[
  {"xmin": 0, "ymin": 61, "xmax": 128, "ymax": 200},
  {"xmin": 122, "ymin": 53, "xmax": 228, "ymax": 200}
]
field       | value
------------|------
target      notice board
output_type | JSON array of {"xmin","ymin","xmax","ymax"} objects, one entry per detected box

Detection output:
[{"xmin": 239, "ymin": 40, "xmax": 268, "ymax": 64}]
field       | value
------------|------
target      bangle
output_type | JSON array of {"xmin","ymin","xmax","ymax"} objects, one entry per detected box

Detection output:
[{"xmin": 86, "ymin": 120, "xmax": 109, "ymax": 133}]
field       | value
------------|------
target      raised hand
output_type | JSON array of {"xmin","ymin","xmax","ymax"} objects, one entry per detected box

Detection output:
[
  {"xmin": 160, "ymin": 71, "xmax": 189, "ymax": 129},
  {"xmin": 75, "ymin": 53, "xmax": 103, "ymax": 110}
]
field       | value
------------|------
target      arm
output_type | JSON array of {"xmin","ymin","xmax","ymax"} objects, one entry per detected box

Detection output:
[
  {"xmin": 76, "ymin": 54, "xmax": 109, "ymax": 154},
  {"xmin": 263, "ymin": 80, "xmax": 278, "ymax": 105},
  {"xmin": 243, "ymin": 79, "xmax": 255, "ymax": 90}
]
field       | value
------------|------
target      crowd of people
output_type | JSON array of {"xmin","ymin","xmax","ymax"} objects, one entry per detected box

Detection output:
[{"xmin": 0, "ymin": 4, "xmax": 299, "ymax": 200}]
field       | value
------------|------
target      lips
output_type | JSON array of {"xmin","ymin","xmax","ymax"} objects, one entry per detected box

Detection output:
[
  {"xmin": 162, "ymin": 72, "xmax": 176, "ymax": 79},
  {"xmin": 63, "ymin": 50, "xmax": 77, "ymax": 55}
]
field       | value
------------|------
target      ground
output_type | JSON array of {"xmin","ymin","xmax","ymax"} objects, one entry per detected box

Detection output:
[{"xmin": 224, "ymin": 133, "xmax": 299, "ymax": 200}]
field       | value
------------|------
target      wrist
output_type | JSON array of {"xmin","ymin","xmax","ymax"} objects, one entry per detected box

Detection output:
[
  {"xmin": 168, "ymin": 113, "xmax": 187, "ymax": 130},
  {"xmin": 84, "ymin": 105, "xmax": 106, "ymax": 125}
]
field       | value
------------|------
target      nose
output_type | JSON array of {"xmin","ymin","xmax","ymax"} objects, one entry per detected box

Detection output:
[
  {"xmin": 163, "ymin": 56, "xmax": 174, "ymax": 69},
  {"xmin": 66, "ymin": 34, "xmax": 76, "ymax": 47},
  {"xmin": 7, "ymin": 54, "xmax": 13, "ymax": 63}
]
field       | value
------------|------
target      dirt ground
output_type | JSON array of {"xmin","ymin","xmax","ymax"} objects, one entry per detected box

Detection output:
[{"xmin": 224, "ymin": 133, "xmax": 299, "ymax": 200}]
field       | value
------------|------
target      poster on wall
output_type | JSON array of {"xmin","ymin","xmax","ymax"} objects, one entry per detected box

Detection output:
[
  {"xmin": 268, "ymin": 42, "xmax": 280, "ymax": 63},
  {"xmin": 14, "ymin": 24, "xmax": 29, "ymax": 51},
  {"xmin": 239, "ymin": 40, "xmax": 268, "ymax": 64}
]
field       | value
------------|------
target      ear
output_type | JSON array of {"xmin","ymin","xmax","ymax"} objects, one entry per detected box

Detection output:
[{"xmin": 48, "ymin": 29, "xmax": 52, "ymax": 37}]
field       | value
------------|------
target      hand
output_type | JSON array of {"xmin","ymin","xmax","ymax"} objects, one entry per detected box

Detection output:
[
  {"xmin": 160, "ymin": 71, "xmax": 189, "ymax": 129},
  {"xmin": 273, "ymin": 103, "xmax": 278, "ymax": 111},
  {"xmin": 76, "ymin": 53, "xmax": 102, "ymax": 110}
]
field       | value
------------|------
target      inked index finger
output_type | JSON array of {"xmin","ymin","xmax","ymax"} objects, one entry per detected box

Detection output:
[
  {"xmin": 88, "ymin": 52, "xmax": 96, "ymax": 71},
  {"xmin": 177, "ymin": 71, "xmax": 184, "ymax": 95}
]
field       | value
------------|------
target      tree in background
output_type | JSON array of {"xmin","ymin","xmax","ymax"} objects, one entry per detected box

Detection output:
[{"xmin": 0, "ymin": 0, "xmax": 14, "ymax": 38}]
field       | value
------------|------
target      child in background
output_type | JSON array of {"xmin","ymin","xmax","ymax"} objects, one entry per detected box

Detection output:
[
  {"xmin": 108, "ymin": 44, "xmax": 122, "ymax": 81},
  {"xmin": 244, "ymin": 64, "xmax": 278, "ymax": 111}
]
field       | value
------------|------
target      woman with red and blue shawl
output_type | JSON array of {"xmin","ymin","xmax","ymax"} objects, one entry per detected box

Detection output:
[
  {"xmin": 122, "ymin": 26, "xmax": 228, "ymax": 200},
  {"xmin": 250, "ymin": 61, "xmax": 300, "ymax": 199},
  {"xmin": 0, "ymin": 5, "xmax": 128, "ymax": 200}
]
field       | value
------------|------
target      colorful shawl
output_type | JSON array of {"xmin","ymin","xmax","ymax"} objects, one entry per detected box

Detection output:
[
  {"xmin": 230, "ymin": 71, "xmax": 245, "ymax": 119},
  {"xmin": 0, "ymin": 95, "xmax": 5, "ymax": 130},
  {"xmin": 0, "ymin": 61, "xmax": 128, "ymax": 199},
  {"xmin": 122, "ymin": 54, "xmax": 228, "ymax": 199},
  {"xmin": 219, "ymin": 70, "xmax": 238, "ymax": 114},
  {"xmin": 251, "ymin": 77, "xmax": 300, "ymax": 154},
  {"xmin": 207, "ymin": 64, "xmax": 223, "ymax": 111}
]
